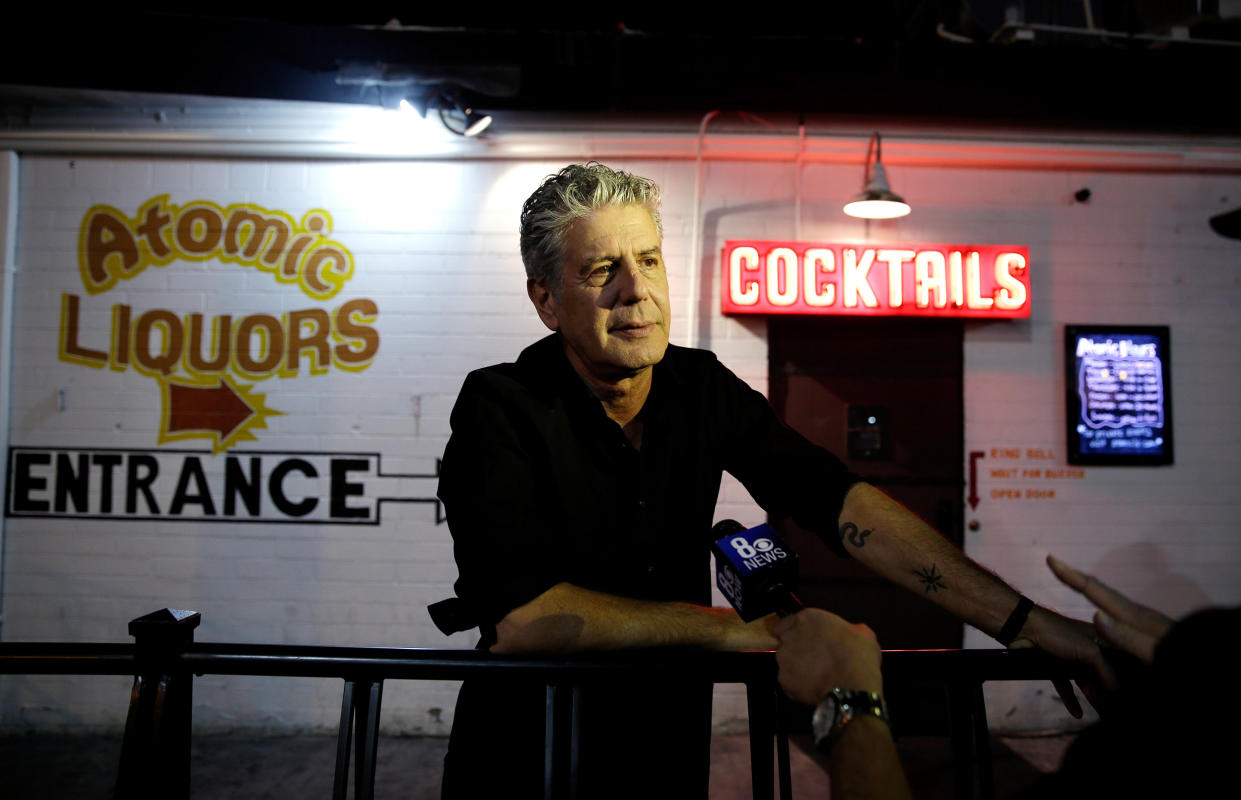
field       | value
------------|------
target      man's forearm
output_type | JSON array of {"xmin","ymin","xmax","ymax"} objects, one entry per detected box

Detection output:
[
  {"xmin": 837, "ymin": 482, "xmax": 1022, "ymax": 639},
  {"xmin": 491, "ymin": 582, "xmax": 778, "ymax": 654},
  {"xmin": 829, "ymin": 715, "xmax": 913, "ymax": 800},
  {"xmin": 836, "ymin": 484, "xmax": 1105, "ymax": 717},
  {"xmin": 774, "ymin": 610, "xmax": 911, "ymax": 800}
]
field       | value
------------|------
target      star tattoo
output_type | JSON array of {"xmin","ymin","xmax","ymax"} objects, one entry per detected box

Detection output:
[{"xmin": 914, "ymin": 564, "xmax": 946, "ymax": 593}]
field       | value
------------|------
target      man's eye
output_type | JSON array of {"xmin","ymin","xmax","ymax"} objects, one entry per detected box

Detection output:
[{"xmin": 585, "ymin": 264, "xmax": 614, "ymax": 284}]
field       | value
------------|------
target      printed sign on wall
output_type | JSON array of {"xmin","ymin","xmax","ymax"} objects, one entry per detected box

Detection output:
[
  {"xmin": 7, "ymin": 193, "xmax": 439, "ymax": 524},
  {"xmin": 63, "ymin": 195, "xmax": 375, "ymax": 450}
]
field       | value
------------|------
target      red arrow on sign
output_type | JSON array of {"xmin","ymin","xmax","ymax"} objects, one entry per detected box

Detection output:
[
  {"xmin": 968, "ymin": 450, "xmax": 985, "ymax": 510},
  {"xmin": 167, "ymin": 379, "xmax": 255, "ymax": 439}
]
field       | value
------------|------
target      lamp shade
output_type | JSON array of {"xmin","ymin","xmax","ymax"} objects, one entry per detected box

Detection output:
[
  {"xmin": 843, "ymin": 162, "xmax": 911, "ymax": 220},
  {"xmin": 461, "ymin": 111, "xmax": 493, "ymax": 137}
]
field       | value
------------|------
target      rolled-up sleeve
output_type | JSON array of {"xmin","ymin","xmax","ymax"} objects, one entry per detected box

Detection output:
[
  {"xmin": 438, "ymin": 370, "xmax": 565, "ymax": 642},
  {"xmin": 711, "ymin": 359, "xmax": 861, "ymax": 557}
]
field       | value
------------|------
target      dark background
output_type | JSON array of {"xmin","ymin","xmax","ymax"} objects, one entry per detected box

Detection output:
[{"xmin": 3, "ymin": 3, "xmax": 1240, "ymax": 133}]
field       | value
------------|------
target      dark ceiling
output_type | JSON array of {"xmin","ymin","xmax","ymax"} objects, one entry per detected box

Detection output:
[{"xmin": 4, "ymin": 5, "xmax": 1240, "ymax": 134}]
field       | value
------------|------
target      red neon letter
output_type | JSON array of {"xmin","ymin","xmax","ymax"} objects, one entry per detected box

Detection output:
[
  {"xmin": 729, "ymin": 247, "xmax": 760, "ymax": 306},
  {"xmin": 803, "ymin": 248, "xmax": 835, "ymax": 307},
  {"xmin": 994, "ymin": 252, "xmax": 1028, "ymax": 310},
  {"xmin": 843, "ymin": 249, "xmax": 879, "ymax": 308},
  {"xmin": 965, "ymin": 251, "xmax": 994, "ymax": 310},
  {"xmin": 766, "ymin": 247, "xmax": 798, "ymax": 307},
  {"xmin": 915, "ymin": 251, "xmax": 946, "ymax": 309},
  {"xmin": 877, "ymin": 249, "xmax": 914, "ymax": 308}
]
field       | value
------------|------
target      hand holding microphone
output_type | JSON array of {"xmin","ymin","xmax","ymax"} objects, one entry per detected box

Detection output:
[
  {"xmin": 712, "ymin": 521, "xmax": 880, "ymax": 693},
  {"xmin": 772, "ymin": 609, "xmax": 883, "ymax": 706},
  {"xmin": 711, "ymin": 519, "xmax": 804, "ymax": 621}
]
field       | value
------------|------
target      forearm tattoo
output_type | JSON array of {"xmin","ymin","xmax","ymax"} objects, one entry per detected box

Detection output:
[
  {"xmin": 914, "ymin": 564, "xmax": 947, "ymax": 593},
  {"xmin": 838, "ymin": 521, "xmax": 873, "ymax": 548}
]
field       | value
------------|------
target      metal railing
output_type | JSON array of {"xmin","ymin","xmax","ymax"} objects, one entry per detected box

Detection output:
[{"xmin": 0, "ymin": 608, "xmax": 1082, "ymax": 800}]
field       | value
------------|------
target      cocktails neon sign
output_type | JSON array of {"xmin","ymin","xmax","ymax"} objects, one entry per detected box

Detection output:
[{"xmin": 721, "ymin": 241, "xmax": 1030, "ymax": 318}]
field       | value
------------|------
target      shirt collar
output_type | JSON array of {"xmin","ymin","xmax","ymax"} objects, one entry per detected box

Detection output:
[{"xmin": 516, "ymin": 333, "xmax": 686, "ymax": 422}]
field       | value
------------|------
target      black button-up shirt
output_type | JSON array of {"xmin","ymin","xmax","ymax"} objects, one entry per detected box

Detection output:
[
  {"xmin": 440, "ymin": 333, "xmax": 856, "ymax": 643},
  {"xmin": 437, "ymin": 333, "xmax": 857, "ymax": 798}
]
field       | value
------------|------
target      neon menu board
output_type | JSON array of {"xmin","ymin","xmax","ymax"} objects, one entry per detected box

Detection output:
[{"xmin": 1065, "ymin": 325, "xmax": 1173, "ymax": 466}]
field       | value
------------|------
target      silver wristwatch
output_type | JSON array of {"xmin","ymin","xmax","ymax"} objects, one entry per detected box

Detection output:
[{"xmin": 811, "ymin": 688, "xmax": 890, "ymax": 754}]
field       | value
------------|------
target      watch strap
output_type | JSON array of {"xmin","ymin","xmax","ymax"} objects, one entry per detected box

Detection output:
[
  {"xmin": 995, "ymin": 595, "xmax": 1035, "ymax": 647},
  {"xmin": 813, "ymin": 688, "xmax": 890, "ymax": 754}
]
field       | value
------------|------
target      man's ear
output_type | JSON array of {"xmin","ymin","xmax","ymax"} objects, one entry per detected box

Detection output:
[{"xmin": 527, "ymin": 278, "xmax": 560, "ymax": 331}]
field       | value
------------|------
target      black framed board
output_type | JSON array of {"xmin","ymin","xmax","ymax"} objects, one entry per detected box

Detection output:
[{"xmin": 1065, "ymin": 325, "xmax": 1173, "ymax": 466}]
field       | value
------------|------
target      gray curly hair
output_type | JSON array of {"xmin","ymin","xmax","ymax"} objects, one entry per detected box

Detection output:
[{"xmin": 519, "ymin": 163, "xmax": 663, "ymax": 294}]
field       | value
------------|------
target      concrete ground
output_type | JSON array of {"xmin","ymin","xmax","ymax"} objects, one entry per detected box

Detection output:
[{"xmin": 0, "ymin": 730, "xmax": 1074, "ymax": 798}]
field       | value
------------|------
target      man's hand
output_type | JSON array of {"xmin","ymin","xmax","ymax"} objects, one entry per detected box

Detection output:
[
  {"xmin": 1047, "ymin": 554, "xmax": 1173, "ymax": 664},
  {"xmin": 773, "ymin": 608, "xmax": 883, "ymax": 706},
  {"xmin": 1008, "ymin": 604, "xmax": 1108, "ymax": 717}
]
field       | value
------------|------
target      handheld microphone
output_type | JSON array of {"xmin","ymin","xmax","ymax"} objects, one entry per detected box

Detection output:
[{"xmin": 711, "ymin": 520, "xmax": 804, "ymax": 621}]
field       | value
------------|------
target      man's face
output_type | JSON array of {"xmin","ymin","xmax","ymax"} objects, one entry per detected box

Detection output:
[{"xmin": 529, "ymin": 204, "xmax": 670, "ymax": 383}]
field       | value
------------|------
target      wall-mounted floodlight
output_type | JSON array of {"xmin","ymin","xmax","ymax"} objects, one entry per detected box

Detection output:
[{"xmin": 435, "ymin": 88, "xmax": 492, "ymax": 137}]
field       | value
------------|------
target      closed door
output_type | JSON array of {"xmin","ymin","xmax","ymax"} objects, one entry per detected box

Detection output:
[{"xmin": 768, "ymin": 316, "xmax": 964, "ymax": 649}]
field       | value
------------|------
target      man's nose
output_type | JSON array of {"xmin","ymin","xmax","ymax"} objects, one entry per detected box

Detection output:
[{"xmin": 614, "ymin": 259, "xmax": 651, "ymax": 305}]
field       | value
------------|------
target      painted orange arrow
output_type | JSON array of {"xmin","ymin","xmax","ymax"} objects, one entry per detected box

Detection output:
[
  {"xmin": 167, "ymin": 379, "xmax": 255, "ymax": 439},
  {"xmin": 968, "ymin": 450, "xmax": 985, "ymax": 510}
]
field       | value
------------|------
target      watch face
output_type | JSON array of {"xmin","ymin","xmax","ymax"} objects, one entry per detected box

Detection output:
[
  {"xmin": 812, "ymin": 693, "xmax": 842, "ymax": 744},
  {"xmin": 826, "ymin": 694, "xmax": 844, "ymax": 727},
  {"xmin": 814, "ymin": 690, "xmax": 889, "ymax": 753}
]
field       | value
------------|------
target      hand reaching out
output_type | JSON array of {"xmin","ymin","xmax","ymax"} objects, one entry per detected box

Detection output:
[{"xmin": 1047, "ymin": 554, "xmax": 1173, "ymax": 664}]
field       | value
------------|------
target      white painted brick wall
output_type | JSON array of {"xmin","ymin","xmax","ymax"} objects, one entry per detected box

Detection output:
[
  {"xmin": 944, "ymin": 166, "xmax": 1241, "ymax": 730},
  {"xmin": 2, "ymin": 146, "xmax": 1238, "ymax": 739}
]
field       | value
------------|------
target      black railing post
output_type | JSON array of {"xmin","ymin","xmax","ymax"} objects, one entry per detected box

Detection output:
[
  {"xmin": 543, "ymin": 683, "xmax": 572, "ymax": 800},
  {"xmin": 943, "ymin": 676, "xmax": 998, "ymax": 800},
  {"xmin": 353, "ymin": 679, "xmax": 383, "ymax": 800},
  {"xmin": 114, "ymin": 608, "xmax": 200, "ymax": 800},
  {"xmin": 333, "ymin": 678, "xmax": 384, "ymax": 800},
  {"xmin": 745, "ymin": 680, "xmax": 778, "ymax": 800},
  {"xmin": 774, "ymin": 691, "xmax": 793, "ymax": 800},
  {"xmin": 333, "ymin": 680, "xmax": 357, "ymax": 800},
  {"xmin": 972, "ymin": 682, "xmax": 995, "ymax": 800}
]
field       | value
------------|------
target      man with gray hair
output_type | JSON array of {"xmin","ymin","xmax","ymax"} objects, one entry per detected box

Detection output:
[{"xmin": 437, "ymin": 163, "xmax": 1101, "ymax": 798}]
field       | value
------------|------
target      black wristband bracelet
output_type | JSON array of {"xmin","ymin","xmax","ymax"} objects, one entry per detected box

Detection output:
[{"xmin": 995, "ymin": 595, "xmax": 1035, "ymax": 646}]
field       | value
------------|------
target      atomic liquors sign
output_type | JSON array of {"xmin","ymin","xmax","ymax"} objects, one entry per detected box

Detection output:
[{"xmin": 7, "ymin": 193, "xmax": 440, "ymax": 526}]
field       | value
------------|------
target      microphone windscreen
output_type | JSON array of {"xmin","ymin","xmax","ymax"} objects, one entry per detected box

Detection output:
[{"xmin": 712, "ymin": 522, "xmax": 800, "ymax": 621}]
